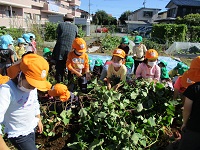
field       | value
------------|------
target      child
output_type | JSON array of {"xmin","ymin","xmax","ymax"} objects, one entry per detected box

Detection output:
[
  {"xmin": 158, "ymin": 60, "xmax": 170, "ymax": 80},
  {"xmin": 48, "ymin": 83, "xmax": 79, "ymax": 108},
  {"xmin": 15, "ymin": 38, "xmax": 26, "ymax": 59},
  {"xmin": 118, "ymin": 36, "xmax": 130, "ymax": 55},
  {"xmin": 66, "ymin": 37, "xmax": 91, "ymax": 93},
  {"xmin": 43, "ymin": 47, "xmax": 52, "ymax": 61},
  {"xmin": 132, "ymin": 35, "xmax": 147, "ymax": 74},
  {"xmin": 43, "ymin": 47, "xmax": 53, "ymax": 73},
  {"xmin": 107, "ymin": 49, "xmax": 127, "ymax": 90},
  {"xmin": 136, "ymin": 49, "xmax": 160, "ymax": 82},
  {"xmin": 22, "ymin": 33, "xmax": 36, "ymax": 53},
  {"xmin": 28, "ymin": 33, "xmax": 37, "ymax": 52},
  {"xmin": 99, "ymin": 59, "xmax": 113, "ymax": 83},
  {"xmin": 158, "ymin": 60, "xmax": 173, "ymax": 89},
  {"xmin": 169, "ymin": 62, "xmax": 189, "ymax": 79},
  {"xmin": 0, "ymin": 53, "xmax": 51, "ymax": 149},
  {"xmin": 0, "ymin": 35, "xmax": 15, "ymax": 75},
  {"xmin": 174, "ymin": 56, "xmax": 200, "ymax": 101},
  {"xmin": 125, "ymin": 56, "xmax": 134, "ymax": 74},
  {"xmin": 93, "ymin": 58, "xmax": 103, "ymax": 78}
]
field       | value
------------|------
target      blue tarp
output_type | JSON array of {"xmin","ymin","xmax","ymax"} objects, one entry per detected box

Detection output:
[{"xmin": 88, "ymin": 54, "xmax": 182, "ymax": 72}]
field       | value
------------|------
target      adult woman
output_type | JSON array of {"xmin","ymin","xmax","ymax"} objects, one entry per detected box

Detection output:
[{"xmin": 0, "ymin": 53, "xmax": 51, "ymax": 150}]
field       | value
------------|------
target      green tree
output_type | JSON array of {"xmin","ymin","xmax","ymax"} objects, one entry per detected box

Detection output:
[
  {"xmin": 92, "ymin": 10, "xmax": 117, "ymax": 25},
  {"xmin": 176, "ymin": 13, "xmax": 200, "ymax": 27},
  {"xmin": 119, "ymin": 10, "xmax": 133, "ymax": 25},
  {"xmin": 92, "ymin": 10, "xmax": 109, "ymax": 25}
]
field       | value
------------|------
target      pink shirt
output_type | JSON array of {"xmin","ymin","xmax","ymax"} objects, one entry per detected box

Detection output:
[{"xmin": 136, "ymin": 63, "xmax": 160, "ymax": 81}]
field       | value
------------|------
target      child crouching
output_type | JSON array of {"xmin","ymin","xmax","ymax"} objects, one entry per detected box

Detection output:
[{"xmin": 107, "ymin": 49, "xmax": 127, "ymax": 91}]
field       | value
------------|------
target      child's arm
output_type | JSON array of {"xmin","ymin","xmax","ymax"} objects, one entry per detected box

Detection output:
[
  {"xmin": 84, "ymin": 55, "xmax": 91, "ymax": 80},
  {"xmin": 135, "ymin": 63, "xmax": 142, "ymax": 78},
  {"xmin": 0, "ymin": 135, "xmax": 9, "ymax": 150},
  {"xmin": 154, "ymin": 66, "xmax": 161, "ymax": 81},
  {"xmin": 107, "ymin": 78, "xmax": 112, "ymax": 90},
  {"xmin": 66, "ymin": 55, "xmax": 82, "ymax": 77},
  {"xmin": 107, "ymin": 65, "xmax": 112, "ymax": 89}
]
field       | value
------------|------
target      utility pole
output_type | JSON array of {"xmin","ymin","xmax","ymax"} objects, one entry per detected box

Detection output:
[{"xmin": 89, "ymin": 0, "xmax": 90, "ymax": 16}]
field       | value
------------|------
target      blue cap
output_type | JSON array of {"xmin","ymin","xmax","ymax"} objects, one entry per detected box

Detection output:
[
  {"xmin": 0, "ymin": 34, "xmax": 14, "ymax": 49},
  {"xmin": 28, "ymin": 33, "xmax": 35, "ymax": 39},
  {"xmin": 17, "ymin": 38, "xmax": 26, "ymax": 44},
  {"xmin": 22, "ymin": 33, "xmax": 31, "ymax": 43}
]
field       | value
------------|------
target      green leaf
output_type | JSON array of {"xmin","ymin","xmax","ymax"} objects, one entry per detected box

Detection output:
[
  {"xmin": 108, "ymin": 97, "xmax": 114, "ymax": 105},
  {"xmin": 63, "ymin": 118, "xmax": 70, "ymax": 126},
  {"xmin": 57, "ymin": 117, "xmax": 61, "ymax": 121},
  {"xmin": 88, "ymin": 139, "xmax": 104, "ymax": 150},
  {"xmin": 98, "ymin": 112, "xmax": 107, "ymax": 118},
  {"xmin": 137, "ymin": 103, "xmax": 143, "ymax": 112},
  {"xmin": 49, "ymin": 111, "xmax": 57, "ymax": 115},
  {"xmin": 131, "ymin": 91, "xmax": 138, "ymax": 99},
  {"xmin": 156, "ymin": 82, "xmax": 165, "ymax": 89},
  {"xmin": 131, "ymin": 133, "xmax": 139, "ymax": 145},
  {"xmin": 130, "ymin": 122, "xmax": 135, "ymax": 131},
  {"xmin": 79, "ymin": 108, "xmax": 88, "ymax": 118},
  {"xmin": 139, "ymin": 140, "xmax": 146, "ymax": 147},
  {"xmin": 148, "ymin": 117, "xmax": 156, "ymax": 127},
  {"xmin": 142, "ymin": 91, "xmax": 147, "ymax": 97},
  {"xmin": 120, "ymin": 102, "xmax": 125, "ymax": 109},
  {"xmin": 60, "ymin": 110, "xmax": 67, "ymax": 119}
]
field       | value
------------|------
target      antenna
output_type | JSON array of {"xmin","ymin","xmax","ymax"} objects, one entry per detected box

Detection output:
[{"xmin": 143, "ymin": 0, "xmax": 146, "ymax": 8}]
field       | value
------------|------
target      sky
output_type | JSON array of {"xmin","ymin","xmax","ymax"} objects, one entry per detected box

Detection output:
[{"xmin": 79, "ymin": 0, "xmax": 170, "ymax": 19}]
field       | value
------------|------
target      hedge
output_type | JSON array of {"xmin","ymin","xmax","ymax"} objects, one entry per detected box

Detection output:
[{"xmin": 151, "ymin": 24, "xmax": 187, "ymax": 44}]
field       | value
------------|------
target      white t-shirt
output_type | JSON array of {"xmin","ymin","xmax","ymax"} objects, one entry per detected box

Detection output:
[{"xmin": 0, "ymin": 80, "xmax": 40, "ymax": 138}]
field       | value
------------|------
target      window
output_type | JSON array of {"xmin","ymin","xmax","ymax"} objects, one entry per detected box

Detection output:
[
  {"xmin": 143, "ymin": 11, "xmax": 153, "ymax": 17},
  {"xmin": 167, "ymin": 8, "xmax": 176, "ymax": 17},
  {"xmin": 24, "ymin": 13, "xmax": 32, "ymax": 20},
  {"xmin": 35, "ymin": 14, "xmax": 41, "ymax": 21},
  {"xmin": 33, "ymin": 14, "xmax": 41, "ymax": 21},
  {"xmin": 5, "ymin": 10, "xmax": 15, "ymax": 17}
]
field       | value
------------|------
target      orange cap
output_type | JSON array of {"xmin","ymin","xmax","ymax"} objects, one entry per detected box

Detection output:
[
  {"xmin": 72, "ymin": 38, "xmax": 87, "ymax": 52},
  {"xmin": 181, "ymin": 56, "xmax": 200, "ymax": 88},
  {"xmin": 181, "ymin": 69, "xmax": 200, "ymax": 88},
  {"xmin": 145, "ymin": 49, "xmax": 158, "ymax": 60},
  {"xmin": 190, "ymin": 56, "xmax": 200, "ymax": 69},
  {"xmin": 0, "ymin": 74, "xmax": 10, "ymax": 84},
  {"xmin": 48, "ymin": 83, "xmax": 71, "ymax": 102},
  {"xmin": 113, "ymin": 49, "xmax": 126, "ymax": 58},
  {"xmin": 19, "ymin": 54, "xmax": 51, "ymax": 91}
]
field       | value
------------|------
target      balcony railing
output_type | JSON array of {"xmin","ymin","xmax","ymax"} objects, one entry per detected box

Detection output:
[
  {"xmin": 42, "ymin": 3, "xmax": 72, "ymax": 15},
  {"xmin": 0, "ymin": 0, "xmax": 31, "ymax": 8},
  {"xmin": 0, "ymin": 16, "xmax": 47, "ymax": 29},
  {"xmin": 69, "ymin": 0, "xmax": 81, "ymax": 6},
  {"xmin": 31, "ymin": 0, "xmax": 44, "ymax": 7}
]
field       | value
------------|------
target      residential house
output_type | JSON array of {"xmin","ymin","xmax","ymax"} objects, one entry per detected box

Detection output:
[
  {"xmin": 166, "ymin": 0, "xmax": 200, "ymax": 18},
  {"xmin": 0, "ymin": 0, "xmax": 81, "ymax": 29},
  {"xmin": 154, "ymin": 10, "xmax": 176, "ymax": 23},
  {"xmin": 126, "ymin": 7, "xmax": 161, "ymax": 31},
  {"xmin": 154, "ymin": 0, "xmax": 200, "ymax": 23}
]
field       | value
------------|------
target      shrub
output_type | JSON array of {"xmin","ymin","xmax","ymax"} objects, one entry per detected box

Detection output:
[
  {"xmin": 152, "ymin": 24, "xmax": 187, "ymax": 44},
  {"xmin": 44, "ymin": 22, "xmax": 58, "ymax": 42},
  {"xmin": 188, "ymin": 26, "xmax": 200, "ymax": 42}
]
